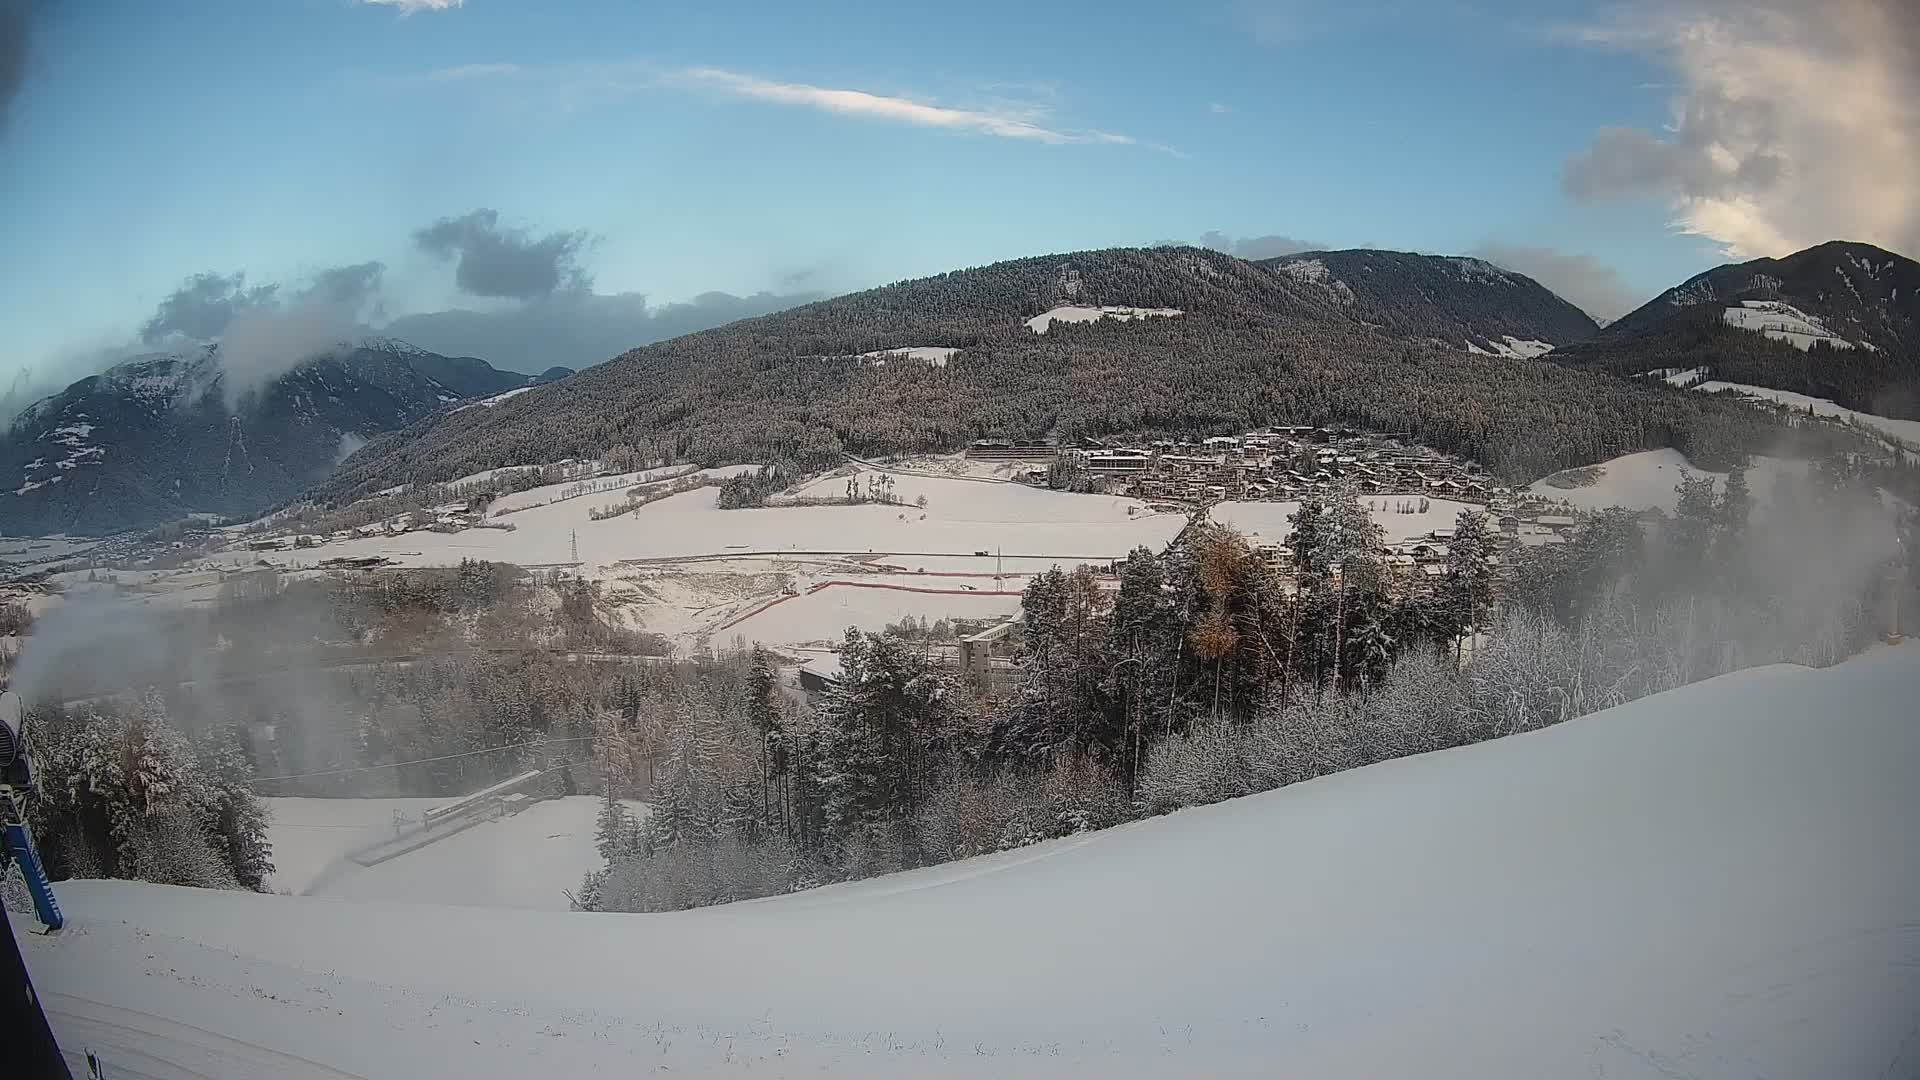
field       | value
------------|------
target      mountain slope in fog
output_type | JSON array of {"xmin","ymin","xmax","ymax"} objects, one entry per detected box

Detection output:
[{"xmin": 0, "ymin": 340, "xmax": 552, "ymax": 535}]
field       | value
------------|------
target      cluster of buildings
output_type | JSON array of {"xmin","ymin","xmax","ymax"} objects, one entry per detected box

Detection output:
[
  {"xmin": 975, "ymin": 429, "xmax": 1504, "ymax": 505},
  {"xmin": 239, "ymin": 498, "xmax": 498, "ymax": 553}
]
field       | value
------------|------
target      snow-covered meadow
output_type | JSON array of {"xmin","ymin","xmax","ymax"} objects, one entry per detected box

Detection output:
[
  {"xmin": 1720, "ymin": 300, "xmax": 1866, "ymax": 351},
  {"xmin": 1693, "ymin": 380, "xmax": 1920, "ymax": 449},
  {"xmin": 1210, "ymin": 496, "xmax": 1480, "ymax": 544},
  {"xmin": 19, "ymin": 643, "xmax": 1920, "ymax": 1078},
  {"xmin": 1527, "ymin": 449, "xmax": 1809, "ymax": 514},
  {"xmin": 264, "ymin": 795, "xmax": 628, "ymax": 911},
  {"xmin": 1024, "ymin": 305, "xmax": 1183, "ymax": 334}
]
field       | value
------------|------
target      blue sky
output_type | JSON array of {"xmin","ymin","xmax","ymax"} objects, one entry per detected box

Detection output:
[{"xmin": 1, "ymin": 0, "xmax": 1909, "ymax": 390}]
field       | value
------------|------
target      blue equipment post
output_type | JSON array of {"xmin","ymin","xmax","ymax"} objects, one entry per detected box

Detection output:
[{"xmin": 4, "ymin": 816, "xmax": 64, "ymax": 931}]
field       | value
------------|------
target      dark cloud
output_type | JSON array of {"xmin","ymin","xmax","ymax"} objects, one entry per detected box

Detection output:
[
  {"xmin": 0, "ymin": 0, "xmax": 29, "ymax": 133},
  {"xmin": 1198, "ymin": 230, "xmax": 1321, "ymax": 260},
  {"xmin": 384, "ymin": 289, "xmax": 818, "ymax": 374},
  {"xmin": 298, "ymin": 261, "xmax": 386, "ymax": 309},
  {"xmin": 412, "ymin": 208, "xmax": 593, "ymax": 299},
  {"xmin": 130, "ymin": 265, "xmax": 392, "ymax": 406},
  {"xmin": 1470, "ymin": 243, "xmax": 1645, "ymax": 322},
  {"xmin": 139, "ymin": 272, "xmax": 280, "ymax": 346},
  {"xmin": 776, "ymin": 262, "xmax": 836, "ymax": 290}
]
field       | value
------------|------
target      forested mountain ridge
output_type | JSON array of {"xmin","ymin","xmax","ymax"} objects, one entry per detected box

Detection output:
[
  {"xmin": 315, "ymin": 245, "xmax": 1827, "ymax": 506},
  {"xmin": 1, "ymin": 340, "xmax": 540, "ymax": 535},
  {"xmin": 1553, "ymin": 240, "xmax": 1920, "ymax": 420},
  {"xmin": 1606, "ymin": 240, "xmax": 1918, "ymax": 351},
  {"xmin": 1257, "ymin": 249, "xmax": 1600, "ymax": 355}
]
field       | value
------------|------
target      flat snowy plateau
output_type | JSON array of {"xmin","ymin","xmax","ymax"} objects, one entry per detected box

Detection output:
[{"xmin": 18, "ymin": 645, "xmax": 1920, "ymax": 1078}]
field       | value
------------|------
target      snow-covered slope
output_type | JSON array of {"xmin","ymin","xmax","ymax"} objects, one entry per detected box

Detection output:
[
  {"xmin": 1025, "ymin": 305, "xmax": 1184, "ymax": 334},
  {"xmin": 857, "ymin": 346, "xmax": 961, "ymax": 367},
  {"xmin": 266, "ymin": 795, "xmax": 632, "ymax": 910},
  {"xmin": 1527, "ymin": 448, "xmax": 1807, "ymax": 513},
  {"xmin": 1721, "ymin": 299, "xmax": 1868, "ymax": 351},
  {"xmin": 1693, "ymin": 381, "xmax": 1920, "ymax": 449},
  {"xmin": 20, "ymin": 645, "xmax": 1920, "ymax": 1078},
  {"xmin": 1475, "ymin": 334, "xmax": 1554, "ymax": 358}
]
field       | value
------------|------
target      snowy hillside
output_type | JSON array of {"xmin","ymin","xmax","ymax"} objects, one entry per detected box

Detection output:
[
  {"xmin": 1024, "ymin": 305, "xmax": 1184, "ymax": 334},
  {"xmin": 1465, "ymin": 334, "xmax": 1554, "ymax": 359},
  {"xmin": 264, "ymin": 795, "xmax": 623, "ymax": 910},
  {"xmin": 1527, "ymin": 448, "xmax": 1807, "ymax": 513},
  {"xmin": 1693, "ymin": 381, "xmax": 1920, "ymax": 450},
  {"xmin": 1721, "ymin": 300, "xmax": 1868, "ymax": 351},
  {"xmin": 19, "ymin": 645, "xmax": 1920, "ymax": 1078}
]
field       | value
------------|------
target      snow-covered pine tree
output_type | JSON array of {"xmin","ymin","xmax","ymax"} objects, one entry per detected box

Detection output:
[
  {"xmin": 195, "ymin": 724, "xmax": 274, "ymax": 891},
  {"xmin": 1441, "ymin": 509, "xmax": 1496, "ymax": 662}
]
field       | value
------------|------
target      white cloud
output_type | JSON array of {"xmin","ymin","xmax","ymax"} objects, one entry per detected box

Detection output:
[
  {"xmin": 1561, "ymin": 0, "xmax": 1920, "ymax": 259},
  {"xmin": 1208, "ymin": 102, "xmax": 1232, "ymax": 115},
  {"xmin": 409, "ymin": 61, "xmax": 1180, "ymax": 153},
  {"xmin": 672, "ymin": 67, "xmax": 1144, "ymax": 147},
  {"xmin": 361, "ymin": 0, "xmax": 464, "ymax": 12},
  {"xmin": 427, "ymin": 63, "xmax": 522, "ymax": 83}
]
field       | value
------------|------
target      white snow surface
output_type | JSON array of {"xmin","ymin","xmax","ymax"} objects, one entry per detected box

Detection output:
[
  {"xmin": 451, "ymin": 385, "xmax": 536, "ymax": 411},
  {"xmin": 1721, "ymin": 300, "xmax": 1863, "ymax": 351},
  {"xmin": 1528, "ymin": 449, "xmax": 1807, "ymax": 513},
  {"xmin": 265, "ymin": 795, "xmax": 633, "ymax": 911},
  {"xmin": 1693, "ymin": 381, "xmax": 1920, "ymax": 448},
  {"xmin": 1494, "ymin": 335, "xmax": 1554, "ymax": 358},
  {"xmin": 1210, "ymin": 497, "xmax": 1481, "ymax": 544},
  {"xmin": 857, "ymin": 346, "xmax": 960, "ymax": 367},
  {"xmin": 20, "ymin": 645, "xmax": 1920, "ymax": 1077},
  {"xmin": 229, "ymin": 471, "xmax": 1185, "ymax": 577},
  {"xmin": 724, "ymin": 582, "xmax": 1025, "ymax": 646},
  {"xmin": 1025, "ymin": 305, "xmax": 1183, "ymax": 334},
  {"xmin": 1466, "ymin": 336, "xmax": 1554, "ymax": 359}
]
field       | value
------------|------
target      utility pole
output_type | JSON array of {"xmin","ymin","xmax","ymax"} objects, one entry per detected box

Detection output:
[
  {"xmin": 996, "ymin": 547, "xmax": 1003, "ymax": 592},
  {"xmin": 571, "ymin": 529, "xmax": 579, "ymax": 564}
]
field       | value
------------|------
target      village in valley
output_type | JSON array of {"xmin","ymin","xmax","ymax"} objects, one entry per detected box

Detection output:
[{"xmin": 2, "ymin": 423, "xmax": 1602, "ymax": 709}]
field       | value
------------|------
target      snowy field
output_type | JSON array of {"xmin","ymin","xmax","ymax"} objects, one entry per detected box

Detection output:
[
  {"xmin": 857, "ymin": 346, "xmax": 960, "ymax": 367},
  {"xmin": 724, "ymin": 582, "xmax": 1026, "ymax": 646},
  {"xmin": 1025, "ymin": 305, "xmax": 1183, "ymax": 334},
  {"xmin": 266, "ymin": 795, "xmax": 632, "ymax": 910},
  {"xmin": 1210, "ymin": 497, "xmax": 1480, "ymax": 545},
  {"xmin": 1213, "ymin": 495, "xmax": 1482, "ymax": 545},
  {"xmin": 215, "ymin": 471, "xmax": 1185, "ymax": 578},
  {"xmin": 1466, "ymin": 335, "xmax": 1554, "ymax": 359},
  {"xmin": 263, "ymin": 796, "xmax": 447, "ymax": 895},
  {"xmin": 1721, "ymin": 300, "xmax": 1864, "ymax": 351},
  {"xmin": 1528, "ymin": 449, "xmax": 1806, "ymax": 513},
  {"xmin": 20, "ymin": 644, "xmax": 1920, "ymax": 1078},
  {"xmin": 1694, "ymin": 380, "xmax": 1920, "ymax": 448}
]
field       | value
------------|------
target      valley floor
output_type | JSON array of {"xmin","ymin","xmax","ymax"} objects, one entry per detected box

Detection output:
[{"xmin": 17, "ymin": 644, "xmax": 1920, "ymax": 1078}]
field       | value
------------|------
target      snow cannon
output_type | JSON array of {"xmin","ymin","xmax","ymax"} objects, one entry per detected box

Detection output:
[{"xmin": 0, "ymin": 689, "xmax": 29, "ymax": 791}]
